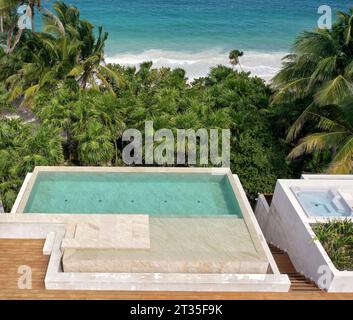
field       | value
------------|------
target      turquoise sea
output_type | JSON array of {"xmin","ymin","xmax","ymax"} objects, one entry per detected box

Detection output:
[{"xmin": 41, "ymin": 0, "xmax": 353, "ymax": 79}]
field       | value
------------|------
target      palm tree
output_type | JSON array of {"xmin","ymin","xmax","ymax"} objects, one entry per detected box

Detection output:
[
  {"xmin": 0, "ymin": 0, "xmax": 19, "ymax": 32},
  {"xmin": 287, "ymin": 97, "xmax": 353, "ymax": 173},
  {"xmin": 28, "ymin": 0, "xmax": 41, "ymax": 32},
  {"xmin": 75, "ymin": 119, "xmax": 114, "ymax": 166},
  {"xmin": 68, "ymin": 26, "xmax": 125, "ymax": 93},
  {"xmin": 272, "ymin": 7, "xmax": 353, "ymax": 173},
  {"xmin": 0, "ymin": 0, "xmax": 21, "ymax": 53},
  {"xmin": 229, "ymin": 49, "xmax": 244, "ymax": 71},
  {"xmin": 272, "ymin": 7, "xmax": 353, "ymax": 141},
  {"xmin": 4, "ymin": 1, "xmax": 124, "ymax": 105},
  {"xmin": 1, "ymin": 0, "xmax": 42, "ymax": 52},
  {"xmin": 43, "ymin": 1, "xmax": 125, "ymax": 92}
]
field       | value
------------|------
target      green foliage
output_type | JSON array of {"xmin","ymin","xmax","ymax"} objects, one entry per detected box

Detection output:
[
  {"xmin": 273, "ymin": 7, "xmax": 353, "ymax": 173},
  {"xmin": 0, "ymin": 1, "xmax": 123, "ymax": 106},
  {"xmin": 312, "ymin": 220, "xmax": 353, "ymax": 271},
  {"xmin": 0, "ymin": 83, "xmax": 11, "ymax": 111},
  {"xmin": 0, "ymin": 1, "xmax": 294, "ymax": 211},
  {"xmin": 0, "ymin": 118, "xmax": 64, "ymax": 211},
  {"xmin": 0, "ymin": 64, "xmax": 293, "ymax": 210}
]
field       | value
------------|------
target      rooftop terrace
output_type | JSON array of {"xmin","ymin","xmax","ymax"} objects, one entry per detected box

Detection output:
[{"xmin": 2, "ymin": 238, "xmax": 352, "ymax": 299}]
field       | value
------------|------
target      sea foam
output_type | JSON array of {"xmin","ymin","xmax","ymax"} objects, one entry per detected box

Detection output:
[{"xmin": 105, "ymin": 49, "xmax": 287, "ymax": 82}]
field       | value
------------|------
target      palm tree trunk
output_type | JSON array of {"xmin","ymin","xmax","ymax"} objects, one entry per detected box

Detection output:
[
  {"xmin": 1, "ymin": 14, "xmax": 3, "ymax": 33},
  {"xmin": 7, "ymin": 28, "xmax": 23, "ymax": 53},
  {"xmin": 6, "ymin": 26, "xmax": 14, "ymax": 53},
  {"xmin": 27, "ymin": 1, "xmax": 35, "ymax": 32},
  {"xmin": 236, "ymin": 59, "xmax": 243, "ymax": 72},
  {"xmin": 31, "ymin": 15, "xmax": 34, "ymax": 32}
]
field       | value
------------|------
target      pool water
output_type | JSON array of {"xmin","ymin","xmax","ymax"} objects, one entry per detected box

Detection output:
[
  {"xmin": 293, "ymin": 189, "xmax": 353, "ymax": 217},
  {"xmin": 24, "ymin": 172, "xmax": 242, "ymax": 216}
]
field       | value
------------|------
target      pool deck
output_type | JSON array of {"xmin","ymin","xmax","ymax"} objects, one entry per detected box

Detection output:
[
  {"xmin": 1, "ymin": 238, "xmax": 352, "ymax": 300},
  {"xmin": 3, "ymin": 166, "xmax": 290, "ymax": 292},
  {"xmin": 63, "ymin": 217, "xmax": 269, "ymax": 274}
]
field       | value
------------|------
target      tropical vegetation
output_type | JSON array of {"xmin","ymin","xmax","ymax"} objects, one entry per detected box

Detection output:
[
  {"xmin": 312, "ymin": 220, "xmax": 353, "ymax": 271},
  {"xmin": 1, "ymin": 1, "xmax": 353, "ymax": 212},
  {"xmin": 272, "ymin": 7, "xmax": 353, "ymax": 174}
]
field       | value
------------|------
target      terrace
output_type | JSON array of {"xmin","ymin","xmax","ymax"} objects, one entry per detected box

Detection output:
[
  {"xmin": 0, "ymin": 166, "xmax": 289, "ymax": 292},
  {"xmin": 2, "ymin": 238, "xmax": 338, "ymax": 299}
]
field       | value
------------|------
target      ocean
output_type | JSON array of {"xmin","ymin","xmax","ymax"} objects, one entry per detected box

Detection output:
[{"xmin": 41, "ymin": 0, "xmax": 353, "ymax": 80}]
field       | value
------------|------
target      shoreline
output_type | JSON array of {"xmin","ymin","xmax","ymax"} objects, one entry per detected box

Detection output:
[{"xmin": 105, "ymin": 49, "xmax": 287, "ymax": 82}]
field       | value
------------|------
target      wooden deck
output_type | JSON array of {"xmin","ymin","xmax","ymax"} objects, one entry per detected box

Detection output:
[{"xmin": 0, "ymin": 239, "xmax": 352, "ymax": 300}]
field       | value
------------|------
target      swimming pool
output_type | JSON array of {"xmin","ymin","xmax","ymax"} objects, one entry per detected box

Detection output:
[
  {"xmin": 22, "ymin": 170, "xmax": 242, "ymax": 216},
  {"xmin": 291, "ymin": 187, "xmax": 353, "ymax": 218}
]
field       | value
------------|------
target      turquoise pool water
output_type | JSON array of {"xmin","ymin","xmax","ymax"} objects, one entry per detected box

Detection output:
[{"xmin": 24, "ymin": 172, "xmax": 242, "ymax": 216}]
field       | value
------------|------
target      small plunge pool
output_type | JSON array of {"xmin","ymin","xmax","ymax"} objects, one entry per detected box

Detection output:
[{"xmin": 291, "ymin": 187, "xmax": 353, "ymax": 218}]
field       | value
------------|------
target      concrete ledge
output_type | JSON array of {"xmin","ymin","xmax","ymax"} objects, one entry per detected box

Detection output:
[
  {"xmin": 45, "ymin": 272, "xmax": 291, "ymax": 292},
  {"xmin": 43, "ymin": 232, "xmax": 55, "ymax": 255}
]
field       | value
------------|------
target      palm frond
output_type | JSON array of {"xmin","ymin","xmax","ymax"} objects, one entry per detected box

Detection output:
[
  {"xmin": 100, "ymin": 64, "xmax": 126, "ymax": 89},
  {"xmin": 294, "ymin": 30, "xmax": 338, "ymax": 57},
  {"xmin": 328, "ymin": 137, "xmax": 353, "ymax": 173},
  {"xmin": 315, "ymin": 114, "xmax": 348, "ymax": 132},
  {"xmin": 286, "ymin": 102, "xmax": 316, "ymax": 141},
  {"xmin": 287, "ymin": 131, "xmax": 349, "ymax": 160},
  {"xmin": 20, "ymin": 84, "xmax": 39, "ymax": 106},
  {"xmin": 307, "ymin": 56, "xmax": 338, "ymax": 91},
  {"xmin": 272, "ymin": 77, "xmax": 311, "ymax": 103},
  {"xmin": 314, "ymin": 75, "xmax": 353, "ymax": 106},
  {"xmin": 42, "ymin": 8, "xmax": 65, "ymax": 37}
]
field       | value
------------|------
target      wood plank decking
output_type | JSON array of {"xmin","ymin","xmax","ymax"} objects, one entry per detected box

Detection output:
[{"xmin": 0, "ymin": 239, "xmax": 352, "ymax": 300}]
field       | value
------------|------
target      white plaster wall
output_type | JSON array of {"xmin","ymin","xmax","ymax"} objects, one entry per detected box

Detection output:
[
  {"xmin": 257, "ymin": 181, "xmax": 353, "ymax": 292},
  {"xmin": 301, "ymin": 174, "xmax": 353, "ymax": 180},
  {"xmin": 254, "ymin": 194, "xmax": 270, "ymax": 236},
  {"xmin": 270, "ymin": 189, "xmax": 331, "ymax": 284},
  {"xmin": 330, "ymin": 273, "xmax": 353, "ymax": 292}
]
